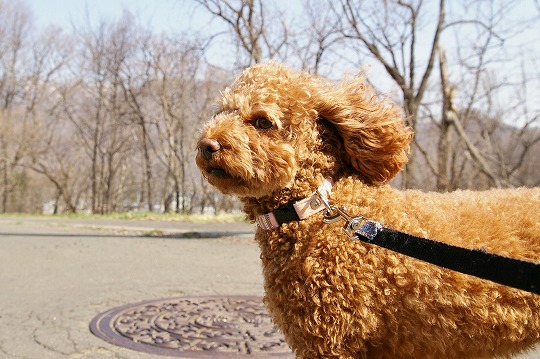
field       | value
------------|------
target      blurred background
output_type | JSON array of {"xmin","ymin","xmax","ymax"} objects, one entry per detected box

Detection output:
[{"xmin": 1, "ymin": 0, "xmax": 539, "ymax": 215}]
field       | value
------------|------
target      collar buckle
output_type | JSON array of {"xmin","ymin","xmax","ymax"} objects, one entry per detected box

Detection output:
[{"xmin": 256, "ymin": 178, "xmax": 333, "ymax": 230}]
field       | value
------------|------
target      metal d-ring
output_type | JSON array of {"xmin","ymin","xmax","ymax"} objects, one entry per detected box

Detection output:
[
  {"xmin": 316, "ymin": 190, "xmax": 343, "ymax": 223},
  {"xmin": 315, "ymin": 190, "xmax": 382, "ymax": 240}
]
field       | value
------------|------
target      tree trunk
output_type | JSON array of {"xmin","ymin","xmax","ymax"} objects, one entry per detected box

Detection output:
[
  {"xmin": 140, "ymin": 120, "xmax": 154, "ymax": 212},
  {"xmin": 437, "ymin": 48, "xmax": 453, "ymax": 192}
]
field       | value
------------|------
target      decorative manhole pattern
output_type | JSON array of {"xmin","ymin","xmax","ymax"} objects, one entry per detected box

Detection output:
[{"xmin": 90, "ymin": 296, "xmax": 293, "ymax": 357}]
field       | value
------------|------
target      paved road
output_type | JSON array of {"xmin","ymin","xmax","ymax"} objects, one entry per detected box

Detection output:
[
  {"xmin": 0, "ymin": 216, "xmax": 538, "ymax": 359},
  {"xmin": 0, "ymin": 216, "xmax": 261, "ymax": 359}
]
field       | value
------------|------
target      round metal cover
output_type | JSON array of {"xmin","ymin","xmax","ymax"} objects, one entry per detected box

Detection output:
[{"xmin": 90, "ymin": 296, "xmax": 293, "ymax": 357}]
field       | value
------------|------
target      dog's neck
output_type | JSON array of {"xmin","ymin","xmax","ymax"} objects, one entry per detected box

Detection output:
[{"xmin": 241, "ymin": 150, "xmax": 344, "ymax": 222}]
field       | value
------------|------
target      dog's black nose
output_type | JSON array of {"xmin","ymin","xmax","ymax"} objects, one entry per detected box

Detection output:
[{"xmin": 198, "ymin": 138, "xmax": 221, "ymax": 160}]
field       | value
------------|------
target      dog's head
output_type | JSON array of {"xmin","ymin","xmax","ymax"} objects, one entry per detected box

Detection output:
[{"xmin": 196, "ymin": 62, "xmax": 413, "ymax": 199}]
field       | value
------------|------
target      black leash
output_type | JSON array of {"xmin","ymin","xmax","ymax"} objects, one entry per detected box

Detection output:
[
  {"xmin": 317, "ymin": 193, "xmax": 540, "ymax": 295},
  {"xmin": 355, "ymin": 226, "xmax": 540, "ymax": 295}
]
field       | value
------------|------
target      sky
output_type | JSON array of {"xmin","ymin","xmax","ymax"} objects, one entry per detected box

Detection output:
[
  {"xmin": 26, "ymin": 0, "xmax": 203, "ymax": 34},
  {"xmin": 22, "ymin": 0, "xmax": 540, "ymax": 120},
  {"xmin": 24, "ymin": 0, "xmax": 302, "ymax": 37},
  {"xmin": 23, "ymin": 0, "xmax": 303, "ymax": 72}
]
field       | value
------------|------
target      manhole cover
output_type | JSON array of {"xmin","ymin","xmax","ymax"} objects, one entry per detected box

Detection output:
[{"xmin": 90, "ymin": 296, "xmax": 293, "ymax": 357}]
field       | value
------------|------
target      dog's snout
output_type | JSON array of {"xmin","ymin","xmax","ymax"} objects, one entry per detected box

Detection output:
[{"xmin": 198, "ymin": 138, "xmax": 221, "ymax": 160}]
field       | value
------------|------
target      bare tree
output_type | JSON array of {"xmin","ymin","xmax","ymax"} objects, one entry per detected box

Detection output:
[
  {"xmin": 295, "ymin": 0, "xmax": 343, "ymax": 74},
  {"xmin": 29, "ymin": 117, "xmax": 87, "ymax": 213},
  {"xmin": 113, "ymin": 23, "xmax": 158, "ymax": 213},
  {"xmin": 64, "ymin": 12, "xmax": 140, "ymax": 214},
  {"xmin": 145, "ymin": 34, "xmax": 208, "ymax": 213},
  {"xmin": 193, "ymin": 0, "xmax": 289, "ymax": 68},
  {"xmin": 1, "ymin": 1, "xmax": 70, "ymax": 212},
  {"xmin": 19, "ymin": 30, "xmax": 72, "ymax": 211},
  {"xmin": 439, "ymin": 47, "xmax": 504, "ymax": 188},
  {"xmin": 2, "ymin": 0, "xmax": 537, "ymax": 215},
  {"xmin": 331, "ymin": 0, "xmax": 445, "ymax": 188},
  {"xmin": 326, "ymin": 0, "xmax": 540, "ymax": 191},
  {"xmin": 0, "ymin": 0, "xmax": 32, "ymax": 212},
  {"xmin": 429, "ymin": 0, "xmax": 540, "ymax": 190}
]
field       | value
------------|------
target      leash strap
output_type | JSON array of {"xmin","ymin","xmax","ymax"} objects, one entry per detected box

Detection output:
[
  {"xmin": 355, "ymin": 227, "xmax": 540, "ymax": 295},
  {"xmin": 317, "ymin": 194, "xmax": 540, "ymax": 295}
]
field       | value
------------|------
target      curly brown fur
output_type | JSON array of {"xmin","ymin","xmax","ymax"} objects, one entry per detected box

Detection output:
[{"xmin": 196, "ymin": 62, "xmax": 540, "ymax": 359}]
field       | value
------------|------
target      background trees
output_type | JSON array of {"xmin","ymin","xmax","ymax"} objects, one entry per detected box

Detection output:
[{"xmin": 0, "ymin": 0, "xmax": 538, "ymax": 214}]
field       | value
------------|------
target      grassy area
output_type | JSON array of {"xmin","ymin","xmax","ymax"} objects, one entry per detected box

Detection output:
[{"xmin": 0, "ymin": 211, "xmax": 247, "ymax": 223}]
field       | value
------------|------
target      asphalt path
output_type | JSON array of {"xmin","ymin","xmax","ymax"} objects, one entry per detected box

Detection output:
[
  {"xmin": 0, "ymin": 216, "xmax": 261, "ymax": 359},
  {"xmin": 0, "ymin": 216, "xmax": 538, "ymax": 358}
]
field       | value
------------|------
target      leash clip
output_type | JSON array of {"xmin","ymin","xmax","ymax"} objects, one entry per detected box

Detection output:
[{"xmin": 316, "ymin": 191, "xmax": 382, "ymax": 240}]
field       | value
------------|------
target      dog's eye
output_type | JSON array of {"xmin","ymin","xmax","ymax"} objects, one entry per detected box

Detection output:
[{"xmin": 254, "ymin": 117, "xmax": 273, "ymax": 130}]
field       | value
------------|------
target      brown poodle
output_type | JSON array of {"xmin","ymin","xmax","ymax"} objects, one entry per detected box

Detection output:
[{"xmin": 196, "ymin": 62, "xmax": 540, "ymax": 359}]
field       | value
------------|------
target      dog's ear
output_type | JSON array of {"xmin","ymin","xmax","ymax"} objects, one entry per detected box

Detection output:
[{"xmin": 315, "ymin": 78, "xmax": 413, "ymax": 185}]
